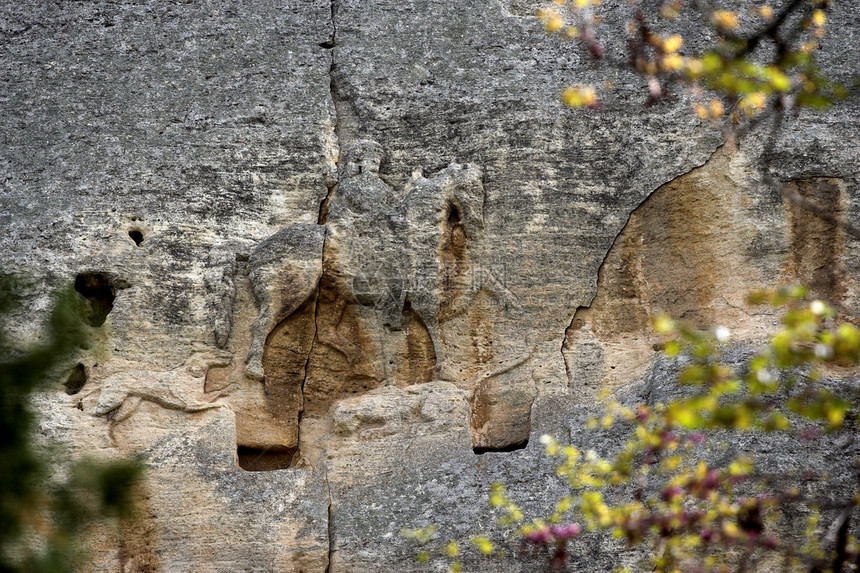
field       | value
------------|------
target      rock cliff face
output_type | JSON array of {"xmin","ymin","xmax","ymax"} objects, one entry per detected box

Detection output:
[{"xmin": 2, "ymin": 0, "xmax": 859, "ymax": 571}]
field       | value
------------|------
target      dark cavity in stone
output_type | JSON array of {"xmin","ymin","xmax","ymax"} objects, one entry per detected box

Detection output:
[
  {"xmin": 74, "ymin": 272, "xmax": 116, "ymax": 327},
  {"xmin": 64, "ymin": 363, "xmax": 88, "ymax": 395},
  {"xmin": 473, "ymin": 438, "xmax": 529, "ymax": 455},
  {"xmin": 447, "ymin": 202, "xmax": 461, "ymax": 225},
  {"xmin": 129, "ymin": 230, "xmax": 144, "ymax": 246},
  {"xmin": 237, "ymin": 446, "xmax": 297, "ymax": 471}
]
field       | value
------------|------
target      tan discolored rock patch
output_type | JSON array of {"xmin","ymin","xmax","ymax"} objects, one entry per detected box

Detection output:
[{"xmin": 562, "ymin": 147, "xmax": 848, "ymax": 391}]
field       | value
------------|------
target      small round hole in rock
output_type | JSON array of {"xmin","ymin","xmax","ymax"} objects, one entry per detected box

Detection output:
[
  {"xmin": 64, "ymin": 363, "xmax": 88, "ymax": 395},
  {"xmin": 128, "ymin": 230, "xmax": 144, "ymax": 246}
]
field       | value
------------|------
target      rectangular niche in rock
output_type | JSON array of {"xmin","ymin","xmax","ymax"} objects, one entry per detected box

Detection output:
[{"xmin": 236, "ymin": 446, "xmax": 297, "ymax": 472}]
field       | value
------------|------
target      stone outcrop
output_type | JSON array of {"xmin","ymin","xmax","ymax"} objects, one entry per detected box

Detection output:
[{"xmin": 1, "ymin": 0, "xmax": 859, "ymax": 571}]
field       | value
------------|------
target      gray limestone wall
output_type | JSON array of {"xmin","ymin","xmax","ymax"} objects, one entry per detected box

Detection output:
[{"xmin": 2, "ymin": 0, "xmax": 859, "ymax": 571}]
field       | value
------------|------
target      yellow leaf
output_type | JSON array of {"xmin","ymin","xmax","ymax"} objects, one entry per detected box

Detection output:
[
  {"xmin": 471, "ymin": 536, "xmax": 494, "ymax": 556},
  {"xmin": 545, "ymin": 14, "xmax": 564, "ymax": 33},
  {"xmin": 739, "ymin": 92, "xmax": 767, "ymax": 116},
  {"xmin": 768, "ymin": 68, "xmax": 791, "ymax": 91},
  {"xmin": 662, "ymin": 53, "xmax": 684, "ymax": 71},
  {"xmin": 663, "ymin": 34, "xmax": 683, "ymax": 53},
  {"xmin": 812, "ymin": 10, "xmax": 826, "ymax": 27},
  {"xmin": 702, "ymin": 52, "xmax": 723, "ymax": 72},
  {"xmin": 801, "ymin": 40, "xmax": 819, "ymax": 53},
  {"xmin": 669, "ymin": 404, "xmax": 699, "ymax": 428},
  {"xmin": 562, "ymin": 445, "xmax": 580, "ymax": 462},
  {"xmin": 663, "ymin": 455, "xmax": 680, "ymax": 471},
  {"xmin": 562, "ymin": 86, "xmax": 598, "ymax": 107},
  {"xmin": 652, "ymin": 314, "xmax": 675, "ymax": 333},
  {"xmin": 826, "ymin": 406, "xmax": 844, "ymax": 427},
  {"xmin": 729, "ymin": 457, "xmax": 753, "ymax": 476},
  {"xmin": 712, "ymin": 10, "xmax": 739, "ymax": 29},
  {"xmin": 709, "ymin": 99, "xmax": 724, "ymax": 118},
  {"xmin": 685, "ymin": 61, "xmax": 705, "ymax": 83}
]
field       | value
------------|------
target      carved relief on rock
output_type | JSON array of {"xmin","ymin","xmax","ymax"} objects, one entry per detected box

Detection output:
[
  {"xmin": 232, "ymin": 141, "xmax": 536, "ymax": 463},
  {"xmin": 85, "ymin": 142, "xmax": 536, "ymax": 469}
]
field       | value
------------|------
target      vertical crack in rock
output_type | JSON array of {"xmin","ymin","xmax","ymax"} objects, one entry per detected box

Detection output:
[
  {"xmin": 319, "ymin": 0, "xmax": 340, "ymax": 226},
  {"xmin": 321, "ymin": 4, "xmax": 339, "ymax": 561},
  {"xmin": 327, "ymin": 0, "xmax": 337, "ymax": 48},
  {"xmin": 324, "ymin": 480, "xmax": 334, "ymax": 573},
  {"xmin": 319, "ymin": 184, "xmax": 336, "ymax": 225},
  {"xmin": 297, "ymin": 264, "xmax": 323, "ymax": 461},
  {"xmin": 257, "ymin": 0, "xmax": 341, "ymax": 466},
  {"xmin": 247, "ymin": 225, "xmax": 326, "ymax": 468}
]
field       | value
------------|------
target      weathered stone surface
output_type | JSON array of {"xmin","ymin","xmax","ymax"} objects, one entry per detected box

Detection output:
[
  {"xmin": 246, "ymin": 224, "xmax": 326, "ymax": 380},
  {"xmin": 330, "ymin": 381, "xmax": 469, "ymax": 440},
  {"xmin": 2, "ymin": 0, "xmax": 859, "ymax": 571},
  {"xmin": 112, "ymin": 408, "xmax": 330, "ymax": 572},
  {"xmin": 563, "ymin": 145, "xmax": 784, "ymax": 391}
]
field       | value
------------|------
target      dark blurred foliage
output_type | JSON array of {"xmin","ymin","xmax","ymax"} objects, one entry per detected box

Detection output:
[{"xmin": 0, "ymin": 275, "xmax": 143, "ymax": 573}]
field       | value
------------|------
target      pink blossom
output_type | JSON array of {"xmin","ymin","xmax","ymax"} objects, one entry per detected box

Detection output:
[
  {"xmin": 524, "ymin": 527, "xmax": 552, "ymax": 545},
  {"xmin": 550, "ymin": 523, "xmax": 581, "ymax": 540}
]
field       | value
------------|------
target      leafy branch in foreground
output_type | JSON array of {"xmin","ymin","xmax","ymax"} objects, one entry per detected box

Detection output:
[
  {"xmin": 539, "ymin": 1, "xmax": 860, "ymax": 244},
  {"xmin": 407, "ymin": 287, "xmax": 860, "ymax": 572},
  {"xmin": 538, "ymin": 0, "xmax": 845, "ymax": 123},
  {"xmin": 0, "ymin": 276, "xmax": 143, "ymax": 573}
]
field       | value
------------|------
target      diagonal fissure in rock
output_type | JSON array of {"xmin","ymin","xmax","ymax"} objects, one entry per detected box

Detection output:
[{"xmin": 561, "ymin": 144, "xmax": 727, "ymax": 388}]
